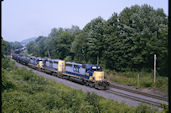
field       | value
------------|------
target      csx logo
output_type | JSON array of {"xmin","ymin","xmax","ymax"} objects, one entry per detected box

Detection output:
[{"xmin": 73, "ymin": 65, "xmax": 80, "ymax": 73}]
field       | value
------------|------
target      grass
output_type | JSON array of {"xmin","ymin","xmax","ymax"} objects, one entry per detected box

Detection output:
[
  {"xmin": 104, "ymin": 69, "xmax": 168, "ymax": 90},
  {"xmin": 2, "ymin": 58, "xmax": 166, "ymax": 113}
]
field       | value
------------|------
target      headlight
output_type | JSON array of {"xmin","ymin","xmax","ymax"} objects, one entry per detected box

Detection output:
[{"xmin": 92, "ymin": 66, "xmax": 96, "ymax": 69}]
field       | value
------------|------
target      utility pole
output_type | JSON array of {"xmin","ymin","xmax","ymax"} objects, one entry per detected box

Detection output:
[
  {"xmin": 137, "ymin": 72, "xmax": 139, "ymax": 86},
  {"xmin": 97, "ymin": 55, "xmax": 99, "ymax": 66},
  {"xmin": 154, "ymin": 54, "xmax": 157, "ymax": 84}
]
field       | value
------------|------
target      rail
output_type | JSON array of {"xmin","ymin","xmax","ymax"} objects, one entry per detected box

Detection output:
[
  {"xmin": 105, "ymin": 89, "xmax": 168, "ymax": 108},
  {"xmin": 110, "ymin": 83, "xmax": 168, "ymax": 102}
]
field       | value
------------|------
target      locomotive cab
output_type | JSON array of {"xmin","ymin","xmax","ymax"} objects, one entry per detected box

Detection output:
[
  {"xmin": 86, "ymin": 65, "xmax": 104, "ymax": 81},
  {"xmin": 42, "ymin": 58, "xmax": 47, "ymax": 67},
  {"xmin": 57, "ymin": 60, "xmax": 65, "ymax": 72},
  {"xmin": 92, "ymin": 66, "xmax": 104, "ymax": 81},
  {"xmin": 36, "ymin": 58, "xmax": 43, "ymax": 68}
]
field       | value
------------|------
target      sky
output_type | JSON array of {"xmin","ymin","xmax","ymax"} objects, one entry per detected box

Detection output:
[{"xmin": 2, "ymin": 0, "xmax": 168, "ymax": 42}]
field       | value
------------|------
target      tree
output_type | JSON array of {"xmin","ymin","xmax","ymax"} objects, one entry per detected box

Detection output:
[
  {"xmin": 101, "ymin": 4, "xmax": 168, "ymax": 75},
  {"xmin": 23, "ymin": 4, "xmax": 168, "ymax": 76},
  {"xmin": 103, "ymin": 13, "xmax": 122, "ymax": 70},
  {"xmin": 2, "ymin": 39, "xmax": 11, "ymax": 57},
  {"xmin": 35, "ymin": 36, "xmax": 47, "ymax": 57},
  {"xmin": 48, "ymin": 27, "xmax": 64, "ymax": 39},
  {"xmin": 54, "ymin": 31, "xmax": 74, "ymax": 59},
  {"xmin": 71, "ymin": 31, "xmax": 88, "ymax": 62},
  {"xmin": 10, "ymin": 41, "xmax": 23, "ymax": 50},
  {"xmin": 103, "ymin": 4, "xmax": 168, "ymax": 74},
  {"xmin": 67, "ymin": 25, "xmax": 80, "ymax": 35},
  {"xmin": 83, "ymin": 16, "xmax": 106, "ymax": 65},
  {"xmin": 26, "ymin": 41, "xmax": 37, "ymax": 56}
]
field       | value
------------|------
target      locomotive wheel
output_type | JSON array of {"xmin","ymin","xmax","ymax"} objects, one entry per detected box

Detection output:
[
  {"xmin": 52, "ymin": 72, "xmax": 56, "ymax": 76},
  {"xmin": 66, "ymin": 76, "xmax": 70, "ymax": 80},
  {"xmin": 85, "ymin": 82, "xmax": 89, "ymax": 86},
  {"xmin": 89, "ymin": 83, "xmax": 94, "ymax": 88},
  {"xmin": 94, "ymin": 84, "xmax": 100, "ymax": 89}
]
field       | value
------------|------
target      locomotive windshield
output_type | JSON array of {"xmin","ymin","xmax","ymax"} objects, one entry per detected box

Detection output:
[
  {"xmin": 92, "ymin": 66, "xmax": 102, "ymax": 71},
  {"xmin": 85, "ymin": 64, "xmax": 102, "ymax": 72}
]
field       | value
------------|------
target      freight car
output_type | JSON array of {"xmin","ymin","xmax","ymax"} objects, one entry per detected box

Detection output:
[{"xmin": 12, "ymin": 53, "xmax": 110, "ymax": 90}]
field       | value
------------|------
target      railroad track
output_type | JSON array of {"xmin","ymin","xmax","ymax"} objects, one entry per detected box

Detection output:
[
  {"xmin": 13, "ymin": 59, "xmax": 168, "ymax": 108},
  {"xmin": 15, "ymin": 60, "xmax": 168, "ymax": 109},
  {"xmin": 105, "ymin": 89, "xmax": 167, "ymax": 108},
  {"xmin": 110, "ymin": 83, "xmax": 168, "ymax": 102}
]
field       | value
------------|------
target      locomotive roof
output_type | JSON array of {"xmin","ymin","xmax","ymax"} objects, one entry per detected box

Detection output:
[
  {"xmin": 52, "ymin": 59, "xmax": 61, "ymax": 62},
  {"xmin": 84, "ymin": 64, "xmax": 102, "ymax": 69},
  {"xmin": 46, "ymin": 59, "xmax": 62, "ymax": 62},
  {"xmin": 30, "ymin": 56, "xmax": 36, "ymax": 59},
  {"xmin": 36, "ymin": 57, "xmax": 42, "ymax": 60},
  {"xmin": 42, "ymin": 58, "xmax": 47, "ymax": 61},
  {"xmin": 66, "ymin": 62, "xmax": 82, "ymax": 66}
]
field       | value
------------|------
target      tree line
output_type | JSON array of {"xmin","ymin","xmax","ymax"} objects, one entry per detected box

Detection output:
[
  {"xmin": 24, "ymin": 4, "xmax": 167, "ymax": 76},
  {"xmin": 2, "ymin": 38, "xmax": 23, "ymax": 57}
]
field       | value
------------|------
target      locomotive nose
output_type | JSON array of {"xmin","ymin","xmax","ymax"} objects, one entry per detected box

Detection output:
[{"xmin": 93, "ymin": 71, "xmax": 104, "ymax": 81}]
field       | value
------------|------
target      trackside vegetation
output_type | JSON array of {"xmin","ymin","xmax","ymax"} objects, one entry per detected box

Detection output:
[
  {"xmin": 2, "ymin": 58, "xmax": 164, "ymax": 113},
  {"xmin": 104, "ymin": 69, "xmax": 168, "ymax": 90}
]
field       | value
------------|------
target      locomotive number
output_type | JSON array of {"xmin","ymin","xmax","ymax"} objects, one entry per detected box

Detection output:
[{"xmin": 73, "ymin": 65, "xmax": 80, "ymax": 73}]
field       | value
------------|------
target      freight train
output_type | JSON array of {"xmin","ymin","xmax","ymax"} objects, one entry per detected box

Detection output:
[{"xmin": 12, "ymin": 53, "xmax": 110, "ymax": 90}]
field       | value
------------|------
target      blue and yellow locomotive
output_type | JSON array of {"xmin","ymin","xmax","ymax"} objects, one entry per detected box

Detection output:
[{"xmin": 12, "ymin": 54, "xmax": 110, "ymax": 90}]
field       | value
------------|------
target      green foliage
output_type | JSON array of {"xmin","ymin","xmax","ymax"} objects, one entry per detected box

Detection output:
[
  {"xmin": 135, "ymin": 103, "xmax": 158, "ymax": 113},
  {"xmin": 106, "ymin": 69, "xmax": 168, "ymax": 90},
  {"xmin": 160, "ymin": 104, "xmax": 168, "ymax": 113},
  {"xmin": 84, "ymin": 16, "xmax": 106, "ymax": 65},
  {"xmin": 71, "ymin": 31, "xmax": 88, "ymax": 62},
  {"xmin": 64, "ymin": 56, "xmax": 72, "ymax": 61},
  {"xmin": 85, "ymin": 92, "xmax": 100, "ymax": 106},
  {"xmin": 26, "ymin": 41, "xmax": 37, "ymax": 56},
  {"xmin": 2, "ymin": 57, "xmax": 15, "ymax": 70},
  {"xmin": 26, "ymin": 36, "xmax": 48, "ymax": 57},
  {"xmin": 102, "ymin": 4, "xmax": 168, "ymax": 74},
  {"xmin": 2, "ymin": 69, "xmax": 16, "ymax": 91},
  {"xmin": 155, "ymin": 76, "xmax": 168, "ymax": 89},
  {"xmin": 2, "ymin": 91, "xmax": 45, "ymax": 113},
  {"xmin": 9, "ymin": 41, "xmax": 23, "ymax": 50},
  {"xmin": 2, "ymin": 58, "xmax": 16, "ymax": 91},
  {"xmin": 1, "ymin": 39, "xmax": 11, "ymax": 56},
  {"xmin": 26, "ymin": 26, "xmax": 80, "ymax": 59},
  {"xmin": 54, "ymin": 31, "xmax": 74, "ymax": 59}
]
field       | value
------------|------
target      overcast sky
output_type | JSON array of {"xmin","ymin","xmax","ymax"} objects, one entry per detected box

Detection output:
[{"xmin": 2, "ymin": 0, "xmax": 168, "ymax": 42}]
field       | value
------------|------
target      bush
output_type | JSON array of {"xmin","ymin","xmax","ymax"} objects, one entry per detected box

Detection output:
[
  {"xmin": 2, "ymin": 58, "xmax": 15, "ymax": 70},
  {"xmin": 2, "ymin": 91, "xmax": 45, "ymax": 113},
  {"xmin": 106, "ymin": 69, "xmax": 168, "ymax": 90},
  {"xmin": 85, "ymin": 92, "xmax": 100, "ymax": 106},
  {"xmin": 135, "ymin": 103, "xmax": 158, "ymax": 113},
  {"xmin": 156, "ymin": 77, "xmax": 168, "ymax": 90},
  {"xmin": 1, "ymin": 69, "xmax": 16, "ymax": 91},
  {"xmin": 64, "ymin": 56, "xmax": 72, "ymax": 61},
  {"xmin": 13, "ymin": 67, "xmax": 48, "ymax": 86}
]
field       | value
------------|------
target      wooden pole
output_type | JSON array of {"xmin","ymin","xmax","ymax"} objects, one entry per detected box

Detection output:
[
  {"xmin": 137, "ymin": 72, "xmax": 139, "ymax": 86},
  {"xmin": 97, "ymin": 55, "xmax": 99, "ymax": 65},
  {"xmin": 154, "ymin": 54, "xmax": 156, "ymax": 84}
]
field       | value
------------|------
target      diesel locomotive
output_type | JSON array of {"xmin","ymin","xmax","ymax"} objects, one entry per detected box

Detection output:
[{"xmin": 12, "ymin": 53, "xmax": 110, "ymax": 90}]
